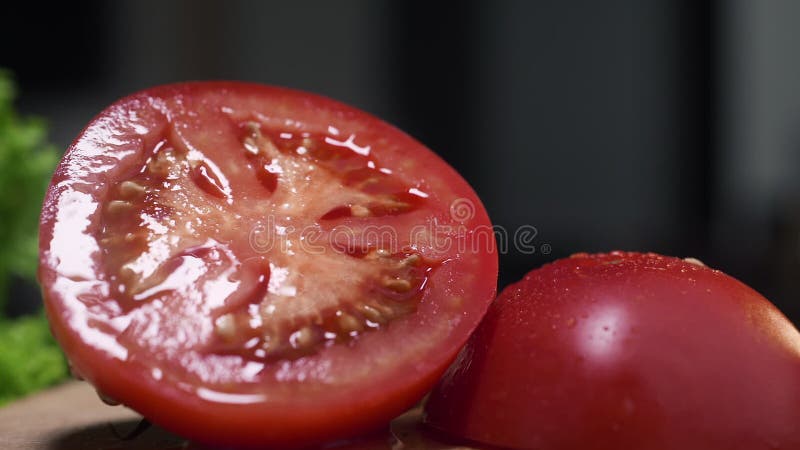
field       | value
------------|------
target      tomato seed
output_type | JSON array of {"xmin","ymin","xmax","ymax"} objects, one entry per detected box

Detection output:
[
  {"xmin": 118, "ymin": 181, "xmax": 146, "ymax": 198},
  {"xmin": 382, "ymin": 277, "xmax": 412, "ymax": 293},
  {"xmin": 214, "ymin": 314, "xmax": 237, "ymax": 340},
  {"xmin": 289, "ymin": 327, "xmax": 315, "ymax": 350},
  {"xmin": 106, "ymin": 200, "xmax": 133, "ymax": 214},
  {"xmin": 336, "ymin": 312, "xmax": 363, "ymax": 333},
  {"xmin": 397, "ymin": 254, "xmax": 421, "ymax": 268},
  {"xmin": 350, "ymin": 204, "xmax": 370, "ymax": 217}
]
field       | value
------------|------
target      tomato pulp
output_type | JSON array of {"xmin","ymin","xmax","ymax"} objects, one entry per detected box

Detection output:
[
  {"xmin": 425, "ymin": 252, "xmax": 800, "ymax": 449},
  {"xmin": 39, "ymin": 82, "xmax": 498, "ymax": 448}
]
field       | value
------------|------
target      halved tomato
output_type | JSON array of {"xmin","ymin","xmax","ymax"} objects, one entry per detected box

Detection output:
[{"xmin": 38, "ymin": 82, "xmax": 497, "ymax": 448}]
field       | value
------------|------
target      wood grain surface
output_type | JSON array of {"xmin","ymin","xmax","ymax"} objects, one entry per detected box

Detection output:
[{"xmin": 0, "ymin": 382, "xmax": 477, "ymax": 449}]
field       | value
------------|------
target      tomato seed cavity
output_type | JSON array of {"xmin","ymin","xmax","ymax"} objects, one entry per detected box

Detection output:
[{"xmin": 98, "ymin": 118, "xmax": 436, "ymax": 362}]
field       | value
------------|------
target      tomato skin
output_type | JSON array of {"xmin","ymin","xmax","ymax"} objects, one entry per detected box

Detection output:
[
  {"xmin": 424, "ymin": 252, "xmax": 800, "ymax": 450},
  {"xmin": 39, "ymin": 82, "xmax": 498, "ymax": 448}
]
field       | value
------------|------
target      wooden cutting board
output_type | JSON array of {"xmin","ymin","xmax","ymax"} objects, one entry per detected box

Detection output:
[{"xmin": 0, "ymin": 382, "xmax": 476, "ymax": 449}]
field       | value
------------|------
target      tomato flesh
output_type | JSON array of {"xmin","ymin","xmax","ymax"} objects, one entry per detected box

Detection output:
[
  {"xmin": 424, "ymin": 252, "xmax": 800, "ymax": 450},
  {"xmin": 98, "ymin": 118, "xmax": 435, "ymax": 362},
  {"xmin": 39, "ymin": 82, "xmax": 497, "ymax": 448}
]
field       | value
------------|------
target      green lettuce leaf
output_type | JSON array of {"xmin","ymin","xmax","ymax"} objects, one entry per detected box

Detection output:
[
  {"xmin": 0, "ymin": 314, "xmax": 68, "ymax": 406},
  {"xmin": 0, "ymin": 70, "xmax": 67, "ymax": 405}
]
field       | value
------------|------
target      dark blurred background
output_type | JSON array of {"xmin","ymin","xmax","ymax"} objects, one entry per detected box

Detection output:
[{"xmin": 2, "ymin": 1, "xmax": 799, "ymax": 321}]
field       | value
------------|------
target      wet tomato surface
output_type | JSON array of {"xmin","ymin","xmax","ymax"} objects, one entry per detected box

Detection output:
[
  {"xmin": 39, "ymin": 82, "xmax": 498, "ymax": 448},
  {"xmin": 425, "ymin": 252, "xmax": 800, "ymax": 450}
]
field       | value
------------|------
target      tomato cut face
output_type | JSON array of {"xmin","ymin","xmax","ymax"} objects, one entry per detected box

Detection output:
[
  {"xmin": 98, "ymin": 114, "xmax": 436, "ymax": 363},
  {"xmin": 39, "ymin": 82, "xmax": 497, "ymax": 448},
  {"xmin": 424, "ymin": 252, "xmax": 800, "ymax": 450}
]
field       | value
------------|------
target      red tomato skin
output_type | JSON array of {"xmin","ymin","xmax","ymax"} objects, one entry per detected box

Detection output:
[
  {"xmin": 38, "ymin": 82, "xmax": 498, "ymax": 449},
  {"xmin": 424, "ymin": 251, "xmax": 800, "ymax": 450}
]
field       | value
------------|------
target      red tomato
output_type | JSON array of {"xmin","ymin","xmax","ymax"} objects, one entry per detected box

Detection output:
[
  {"xmin": 424, "ymin": 251, "xmax": 800, "ymax": 449},
  {"xmin": 39, "ymin": 82, "xmax": 497, "ymax": 448}
]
